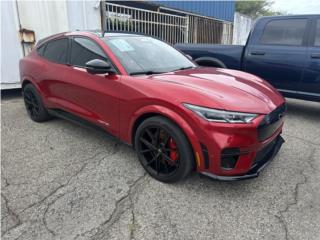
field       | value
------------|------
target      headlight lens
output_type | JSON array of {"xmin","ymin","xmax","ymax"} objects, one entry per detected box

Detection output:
[{"xmin": 184, "ymin": 103, "xmax": 258, "ymax": 123}]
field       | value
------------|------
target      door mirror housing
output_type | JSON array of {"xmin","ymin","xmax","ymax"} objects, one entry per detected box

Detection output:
[{"xmin": 85, "ymin": 59, "xmax": 115, "ymax": 74}]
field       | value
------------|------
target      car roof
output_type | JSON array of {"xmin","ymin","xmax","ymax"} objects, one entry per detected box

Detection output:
[
  {"xmin": 36, "ymin": 30, "xmax": 146, "ymax": 47},
  {"xmin": 74, "ymin": 30, "xmax": 143, "ymax": 38}
]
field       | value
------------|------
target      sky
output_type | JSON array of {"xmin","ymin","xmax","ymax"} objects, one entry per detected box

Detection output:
[{"xmin": 271, "ymin": 0, "xmax": 320, "ymax": 14}]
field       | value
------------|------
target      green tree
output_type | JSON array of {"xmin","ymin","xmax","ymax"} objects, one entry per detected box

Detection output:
[{"xmin": 236, "ymin": 0, "xmax": 283, "ymax": 18}]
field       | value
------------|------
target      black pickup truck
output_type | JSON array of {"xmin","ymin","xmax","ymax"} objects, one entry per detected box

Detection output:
[{"xmin": 176, "ymin": 15, "xmax": 320, "ymax": 101}]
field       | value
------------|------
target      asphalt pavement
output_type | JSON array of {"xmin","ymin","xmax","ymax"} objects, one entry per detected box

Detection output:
[{"xmin": 1, "ymin": 94, "xmax": 320, "ymax": 240}]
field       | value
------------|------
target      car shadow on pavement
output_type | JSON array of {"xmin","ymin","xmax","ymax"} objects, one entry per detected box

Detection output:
[
  {"xmin": 285, "ymin": 98, "xmax": 320, "ymax": 121},
  {"xmin": 1, "ymin": 89, "xmax": 22, "ymax": 101}
]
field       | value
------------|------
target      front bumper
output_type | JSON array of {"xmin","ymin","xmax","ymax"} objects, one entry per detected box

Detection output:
[{"xmin": 200, "ymin": 135, "xmax": 284, "ymax": 181}]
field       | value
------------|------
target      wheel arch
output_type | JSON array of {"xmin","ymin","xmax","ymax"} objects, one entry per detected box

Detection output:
[
  {"xmin": 129, "ymin": 105, "xmax": 204, "ymax": 171},
  {"xmin": 21, "ymin": 77, "xmax": 49, "ymax": 107},
  {"xmin": 194, "ymin": 56, "xmax": 227, "ymax": 68},
  {"xmin": 21, "ymin": 79, "xmax": 32, "ymax": 90},
  {"xmin": 21, "ymin": 77, "xmax": 41, "ymax": 92}
]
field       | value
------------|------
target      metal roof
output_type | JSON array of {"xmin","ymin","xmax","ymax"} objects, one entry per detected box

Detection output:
[{"xmin": 153, "ymin": 1, "xmax": 235, "ymax": 22}]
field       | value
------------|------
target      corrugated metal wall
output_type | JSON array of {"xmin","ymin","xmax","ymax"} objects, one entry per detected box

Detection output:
[
  {"xmin": 233, "ymin": 12, "xmax": 253, "ymax": 45},
  {"xmin": 153, "ymin": 1, "xmax": 235, "ymax": 22}
]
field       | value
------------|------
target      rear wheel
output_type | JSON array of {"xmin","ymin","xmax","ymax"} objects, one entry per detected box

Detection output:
[
  {"xmin": 23, "ymin": 84, "xmax": 51, "ymax": 122},
  {"xmin": 134, "ymin": 116, "xmax": 194, "ymax": 183}
]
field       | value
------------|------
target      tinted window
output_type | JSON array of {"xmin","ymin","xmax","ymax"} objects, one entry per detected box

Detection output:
[
  {"xmin": 315, "ymin": 19, "xmax": 320, "ymax": 46},
  {"xmin": 36, "ymin": 44, "xmax": 46, "ymax": 56},
  {"xmin": 70, "ymin": 38, "xmax": 108, "ymax": 67},
  {"xmin": 260, "ymin": 19, "xmax": 307, "ymax": 46},
  {"xmin": 43, "ymin": 38, "xmax": 68, "ymax": 64}
]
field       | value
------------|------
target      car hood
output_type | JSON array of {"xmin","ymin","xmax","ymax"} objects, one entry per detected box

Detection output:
[{"xmin": 141, "ymin": 67, "xmax": 285, "ymax": 114}]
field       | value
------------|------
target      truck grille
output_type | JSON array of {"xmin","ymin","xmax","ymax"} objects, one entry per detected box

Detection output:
[{"xmin": 258, "ymin": 103, "xmax": 286, "ymax": 142}]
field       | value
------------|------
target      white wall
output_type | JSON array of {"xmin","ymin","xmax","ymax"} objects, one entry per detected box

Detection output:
[
  {"xmin": 17, "ymin": 0, "xmax": 69, "ymax": 41},
  {"xmin": 67, "ymin": 0, "xmax": 101, "ymax": 31},
  {"xmin": 1, "ymin": 0, "xmax": 102, "ymax": 89},
  {"xmin": 1, "ymin": 1, "xmax": 23, "ymax": 87},
  {"xmin": 232, "ymin": 12, "xmax": 253, "ymax": 45}
]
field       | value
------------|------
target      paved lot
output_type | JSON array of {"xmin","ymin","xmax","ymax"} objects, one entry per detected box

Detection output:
[{"xmin": 1, "ymin": 95, "xmax": 320, "ymax": 240}]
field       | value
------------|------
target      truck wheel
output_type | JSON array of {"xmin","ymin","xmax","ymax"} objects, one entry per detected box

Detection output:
[{"xmin": 195, "ymin": 57, "xmax": 227, "ymax": 68}]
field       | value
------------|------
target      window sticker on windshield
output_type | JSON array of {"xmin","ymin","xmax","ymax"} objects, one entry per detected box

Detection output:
[{"xmin": 110, "ymin": 39, "xmax": 134, "ymax": 52}]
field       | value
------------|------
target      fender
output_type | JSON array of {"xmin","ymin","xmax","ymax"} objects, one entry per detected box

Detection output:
[
  {"xmin": 21, "ymin": 75, "xmax": 37, "ymax": 90},
  {"xmin": 127, "ymin": 105, "xmax": 206, "ymax": 171},
  {"xmin": 21, "ymin": 76, "xmax": 50, "ymax": 105},
  {"xmin": 195, "ymin": 56, "xmax": 227, "ymax": 68}
]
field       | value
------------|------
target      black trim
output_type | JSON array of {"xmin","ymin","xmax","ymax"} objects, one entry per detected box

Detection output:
[
  {"xmin": 221, "ymin": 148, "xmax": 240, "ymax": 170},
  {"xmin": 200, "ymin": 135, "xmax": 284, "ymax": 181},
  {"xmin": 258, "ymin": 103, "xmax": 286, "ymax": 142},
  {"xmin": 200, "ymin": 143, "xmax": 210, "ymax": 169}
]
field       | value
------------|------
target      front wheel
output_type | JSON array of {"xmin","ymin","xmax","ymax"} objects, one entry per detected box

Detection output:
[{"xmin": 134, "ymin": 116, "xmax": 194, "ymax": 183}]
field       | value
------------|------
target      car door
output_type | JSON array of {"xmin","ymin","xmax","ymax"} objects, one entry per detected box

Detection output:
[
  {"xmin": 54, "ymin": 36, "xmax": 121, "ymax": 137},
  {"xmin": 299, "ymin": 17, "xmax": 320, "ymax": 99},
  {"xmin": 244, "ymin": 17, "xmax": 310, "ymax": 92},
  {"xmin": 37, "ymin": 37, "xmax": 71, "ymax": 104}
]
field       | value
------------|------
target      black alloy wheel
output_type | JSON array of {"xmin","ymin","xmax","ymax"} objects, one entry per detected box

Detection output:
[
  {"xmin": 135, "ymin": 116, "xmax": 194, "ymax": 183},
  {"xmin": 23, "ymin": 84, "xmax": 51, "ymax": 122}
]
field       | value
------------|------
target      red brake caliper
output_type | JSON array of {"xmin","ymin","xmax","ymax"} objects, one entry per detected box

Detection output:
[{"xmin": 168, "ymin": 138, "xmax": 178, "ymax": 163}]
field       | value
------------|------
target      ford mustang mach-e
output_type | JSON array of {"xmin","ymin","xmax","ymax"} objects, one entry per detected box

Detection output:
[{"xmin": 19, "ymin": 31, "xmax": 286, "ymax": 182}]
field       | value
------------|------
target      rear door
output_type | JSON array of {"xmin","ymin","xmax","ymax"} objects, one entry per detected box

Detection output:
[
  {"xmin": 299, "ymin": 17, "xmax": 320, "ymax": 98},
  {"xmin": 244, "ymin": 17, "xmax": 310, "ymax": 92},
  {"xmin": 54, "ymin": 36, "xmax": 121, "ymax": 137},
  {"xmin": 38, "ymin": 37, "xmax": 70, "ymax": 104},
  {"xmin": 50, "ymin": 36, "xmax": 121, "ymax": 136}
]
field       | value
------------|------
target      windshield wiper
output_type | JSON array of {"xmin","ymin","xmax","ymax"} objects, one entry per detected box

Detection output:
[
  {"xmin": 130, "ymin": 70, "xmax": 164, "ymax": 76},
  {"xmin": 172, "ymin": 66, "xmax": 195, "ymax": 72}
]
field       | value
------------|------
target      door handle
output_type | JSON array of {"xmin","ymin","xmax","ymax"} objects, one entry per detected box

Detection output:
[
  {"xmin": 250, "ymin": 51, "xmax": 265, "ymax": 56},
  {"xmin": 311, "ymin": 54, "xmax": 320, "ymax": 59}
]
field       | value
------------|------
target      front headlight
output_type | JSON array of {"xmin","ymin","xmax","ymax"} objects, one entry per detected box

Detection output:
[{"xmin": 183, "ymin": 103, "xmax": 258, "ymax": 123}]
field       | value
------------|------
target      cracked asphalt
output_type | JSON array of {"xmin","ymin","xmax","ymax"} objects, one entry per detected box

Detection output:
[{"xmin": 1, "ymin": 93, "xmax": 320, "ymax": 240}]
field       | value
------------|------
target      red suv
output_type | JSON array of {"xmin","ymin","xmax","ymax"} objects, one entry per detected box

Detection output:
[{"xmin": 19, "ymin": 31, "xmax": 286, "ymax": 182}]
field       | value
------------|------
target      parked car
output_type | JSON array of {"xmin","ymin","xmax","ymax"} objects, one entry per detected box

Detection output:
[
  {"xmin": 176, "ymin": 15, "xmax": 320, "ymax": 102},
  {"xmin": 20, "ymin": 31, "xmax": 286, "ymax": 182}
]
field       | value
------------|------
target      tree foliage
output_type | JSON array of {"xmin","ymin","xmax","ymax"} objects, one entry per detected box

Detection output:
[{"xmin": 236, "ymin": 0, "xmax": 283, "ymax": 18}]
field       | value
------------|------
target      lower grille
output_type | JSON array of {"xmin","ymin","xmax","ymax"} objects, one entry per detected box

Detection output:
[{"xmin": 258, "ymin": 103, "xmax": 286, "ymax": 142}]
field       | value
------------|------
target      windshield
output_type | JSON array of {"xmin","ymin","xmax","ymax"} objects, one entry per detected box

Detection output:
[{"xmin": 103, "ymin": 36, "xmax": 196, "ymax": 75}]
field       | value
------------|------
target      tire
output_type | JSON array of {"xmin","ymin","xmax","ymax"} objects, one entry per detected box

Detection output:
[
  {"xmin": 134, "ymin": 116, "xmax": 194, "ymax": 183},
  {"xmin": 23, "ymin": 84, "xmax": 51, "ymax": 122}
]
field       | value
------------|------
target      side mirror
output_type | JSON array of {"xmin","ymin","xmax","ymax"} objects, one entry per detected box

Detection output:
[{"xmin": 85, "ymin": 59, "xmax": 115, "ymax": 74}]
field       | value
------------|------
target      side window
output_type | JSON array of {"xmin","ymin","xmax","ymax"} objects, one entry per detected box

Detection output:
[
  {"xmin": 315, "ymin": 19, "xmax": 320, "ymax": 47},
  {"xmin": 43, "ymin": 38, "xmax": 68, "ymax": 64},
  {"xmin": 36, "ymin": 44, "xmax": 46, "ymax": 56},
  {"xmin": 260, "ymin": 19, "xmax": 307, "ymax": 46},
  {"xmin": 70, "ymin": 38, "xmax": 108, "ymax": 67}
]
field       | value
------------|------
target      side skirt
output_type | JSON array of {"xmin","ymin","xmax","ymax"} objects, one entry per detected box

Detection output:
[{"xmin": 47, "ymin": 109, "xmax": 131, "ymax": 147}]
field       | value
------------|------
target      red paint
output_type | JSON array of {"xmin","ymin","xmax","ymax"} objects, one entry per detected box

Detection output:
[{"xmin": 19, "ymin": 32, "xmax": 286, "ymax": 177}]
